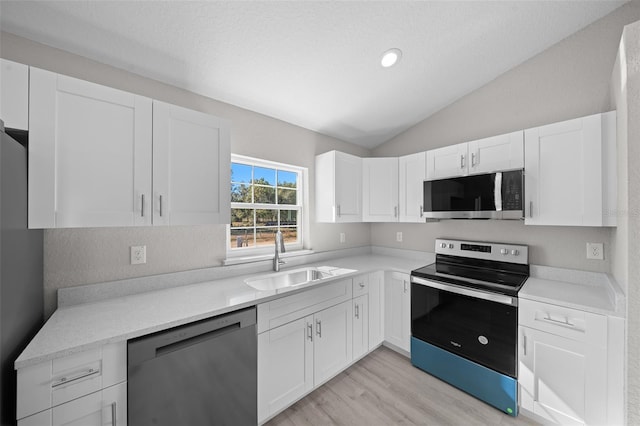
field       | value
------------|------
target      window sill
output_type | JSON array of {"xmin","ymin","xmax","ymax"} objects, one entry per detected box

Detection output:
[{"xmin": 223, "ymin": 249, "xmax": 315, "ymax": 266}]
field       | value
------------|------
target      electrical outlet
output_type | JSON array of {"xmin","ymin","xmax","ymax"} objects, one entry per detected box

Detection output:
[
  {"xmin": 131, "ymin": 245, "xmax": 147, "ymax": 265},
  {"xmin": 586, "ymin": 243, "xmax": 604, "ymax": 260},
  {"xmin": 396, "ymin": 232, "xmax": 403, "ymax": 242},
  {"xmin": 339, "ymin": 233, "xmax": 346, "ymax": 244}
]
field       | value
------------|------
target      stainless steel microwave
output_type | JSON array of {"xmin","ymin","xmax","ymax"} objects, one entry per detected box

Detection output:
[{"xmin": 423, "ymin": 170, "xmax": 524, "ymax": 219}]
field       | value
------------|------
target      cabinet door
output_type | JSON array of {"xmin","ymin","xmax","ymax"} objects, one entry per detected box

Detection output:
[
  {"xmin": 468, "ymin": 131, "xmax": 523, "ymax": 175},
  {"xmin": 398, "ymin": 152, "xmax": 426, "ymax": 222},
  {"xmin": 425, "ymin": 143, "xmax": 468, "ymax": 180},
  {"xmin": 313, "ymin": 301, "xmax": 353, "ymax": 385},
  {"xmin": 0, "ymin": 58, "xmax": 29, "ymax": 130},
  {"xmin": 384, "ymin": 272, "xmax": 410, "ymax": 352},
  {"xmin": 524, "ymin": 113, "xmax": 613, "ymax": 226},
  {"xmin": 362, "ymin": 157, "xmax": 399, "ymax": 222},
  {"xmin": 368, "ymin": 271, "xmax": 385, "ymax": 349},
  {"xmin": 258, "ymin": 316, "xmax": 313, "ymax": 423},
  {"xmin": 102, "ymin": 382, "xmax": 127, "ymax": 426},
  {"xmin": 519, "ymin": 326, "xmax": 607, "ymax": 425},
  {"xmin": 152, "ymin": 101, "xmax": 230, "ymax": 225},
  {"xmin": 352, "ymin": 295, "xmax": 369, "ymax": 360},
  {"xmin": 334, "ymin": 151, "xmax": 362, "ymax": 222},
  {"xmin": 29, "ymin": 68, "xmax": 152, "ymax": 228}
]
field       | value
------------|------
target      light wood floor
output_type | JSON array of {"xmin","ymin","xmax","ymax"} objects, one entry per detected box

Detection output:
[{"xmin": 266, "ymin": 346, "xmax": 540, "ymax": 426}]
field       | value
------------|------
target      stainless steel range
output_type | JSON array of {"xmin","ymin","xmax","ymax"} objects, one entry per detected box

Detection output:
[{"xmin": 410, "ymin": 239, "xmax": 529, "ymax": 416}]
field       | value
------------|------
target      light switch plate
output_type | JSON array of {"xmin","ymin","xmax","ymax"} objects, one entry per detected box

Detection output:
[
  {"xmin": 339, "ymin": 233, "xmax": 346, "ymax": 244},
  {"xmin": 396, "ymin": 232, "xmax": 403, "ymax": 242},
  {"xmin": 586, "ymin": 243, "xmax": 604, "ymax": 260},
  {"xmin": 131, "ymin": 245, "xmax": 147, "ymax": 264}
]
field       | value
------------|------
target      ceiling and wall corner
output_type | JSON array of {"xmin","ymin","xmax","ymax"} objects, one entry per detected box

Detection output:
[{"xmin": 0, "ymin": 0, "xmax": 626, "ymax": 149}]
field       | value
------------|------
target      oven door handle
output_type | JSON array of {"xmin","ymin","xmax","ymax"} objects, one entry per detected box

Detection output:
[{"xmin": 410, "ymin": 276, "xmax": 518, "ymax": 306}]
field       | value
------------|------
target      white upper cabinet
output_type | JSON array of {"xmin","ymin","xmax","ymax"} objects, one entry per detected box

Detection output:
[
  {"xmin": 0, "ymin": 58, "xmax": 29, "ymax": 130},
  {"xmin": 398, "ymin": 152, "xmax": 426, "ymax": 222},
  {"xmin": 29, "ymin": 68, "xmax": 153, "ymax": 228},
  {"xmin": 426, "ymin": 131, "xmax": 523, "ymax": 181},
  {"xmin": 468, "ymin": 131, "xmax": 523, "ymax": 174},
  {"xmin": 362, "ymin": 157, "xmax": 399, "ymax": 222},
  {"xmin": 524, "ymin": 111, "xmax": 616, "ymax": 227},
  {"xmin": 152, "ymin": 101, "xmax": 230, "ymax": 226},
  {"xmin": 426, "ymin": 143, "xmax": 468, "ymax": 180},
  {"xmin": 27, "ymin": 67, "xmax": 230, "ymax": 228},
  {"xmin": 315, "ymin": 150, "xmax": 362, "ymax": 222}
]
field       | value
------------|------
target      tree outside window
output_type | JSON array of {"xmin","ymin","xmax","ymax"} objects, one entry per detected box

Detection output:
[{"xmin": 230, "ymin": 158, "xmax": 302, "ymax": 251}]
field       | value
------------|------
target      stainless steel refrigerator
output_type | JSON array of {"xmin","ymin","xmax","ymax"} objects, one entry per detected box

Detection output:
[{"xmin": 0, "ymin": 120, "xmax": 43, "ymax": 425}]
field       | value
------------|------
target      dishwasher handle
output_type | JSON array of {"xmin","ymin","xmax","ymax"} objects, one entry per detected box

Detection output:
[{"xmin": 128, "ymin": 306, "xmax": 256, "ymax": 366}]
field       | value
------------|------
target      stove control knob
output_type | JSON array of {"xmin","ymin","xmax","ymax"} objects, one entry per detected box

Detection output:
[
  {"xmin": 448, "ymin": 243, "xmax": 454, "ymax": 249},
  {"xmin": 500, "ymin": 248, "xmax": 508, "ymax": 255},
  {"xmin": 511, "ymin": 249, "xmax": 519, "ymax": 256},
  {"xmin": 440, "ymin": 243, "xmax": 447, "ymax": 249}
]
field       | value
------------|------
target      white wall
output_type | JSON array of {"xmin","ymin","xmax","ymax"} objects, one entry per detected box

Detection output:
[
  {"xmin": 611, "ymin": 19, "xmax": 640, "ymax": 425},
  {"xmin": 0, "ymin": 32, "xmax": 372, "ymax": 316},
  {"xmin": 372, "ymin": 2, "xmax": 640, "ymax": 274}
]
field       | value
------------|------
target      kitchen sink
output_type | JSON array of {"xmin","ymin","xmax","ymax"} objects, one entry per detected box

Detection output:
[{"xmin": 244, "ymin": 266, "xmax": 352, "ymax": 291}]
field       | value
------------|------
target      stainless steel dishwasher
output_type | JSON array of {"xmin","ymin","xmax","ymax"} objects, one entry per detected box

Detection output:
[{"xmin": 127, "ymin": 307, "xmax": 257, "ymax": 425}]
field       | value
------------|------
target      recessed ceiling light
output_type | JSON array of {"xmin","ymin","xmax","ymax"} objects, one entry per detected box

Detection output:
[{"xmin": 381, "ymin": 48, "xmax": 402, "ymax": 68}]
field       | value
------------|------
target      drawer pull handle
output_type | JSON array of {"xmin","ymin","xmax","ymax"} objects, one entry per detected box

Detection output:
[
  {"xmin": 359, "ymin": 282, "xmax": 365, "ymax": 288},
  {"xmin": 111, "ymin": 401, "xmax": 117, "ymax": 426},
  {"xmin": 52, "ymin": 367, "xmax": 100, "ymax": 388},
  {"xmin": 307, "ymin": 323, "xmax": 313, "ymax": 342},
  {"xmin": 540, "ymin": 316, "xmax": 575, "ymax": 328}
]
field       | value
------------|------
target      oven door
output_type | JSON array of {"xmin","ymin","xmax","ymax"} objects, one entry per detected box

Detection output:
[{"xmin": 410, "ymin": 276, "xmax": 518, "ymax": 378}]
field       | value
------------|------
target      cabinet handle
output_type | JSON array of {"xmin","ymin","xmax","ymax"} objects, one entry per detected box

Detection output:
[
  {"xmin": 336, "ymin": 205, "xmax": 341, "ymax": 218},
  {"xmin": 529, "ymin": 201, "xmax": 533, "ymax": 218},
  {"xmin": 355, "ymin": 304, "xmax": 359, "ymax": 319},
  {"xmin": 307, "ymin": 322, "xmax": 313, "ymax": 342},
  {"xmin": 419, "ymin": 206, "xmax": 423, "ymax": 218},
  {"xmin": 403, "ymin": 280, "xmax": 408, "ymax": 293},
  {"xmin": 159, "ymin": 195, "xmax": 164, "ymax": 217},
  {"xmin": 51, "ymin": 367, "xmax": 100, "ymax": 388},
  {"xmin": 316, "ymin": 319, "xmax": 322, "ymax": 338},
  {"xmin": 141, "ymin": 194, "xmax": 145, "ymax": 217},
  {"xmin": 471, "ymin": 152, "xmax": 476, "ymax": 167},
  {"xmin": 460, "ymin": 154, "xmax": 465, "ymax": 169},
  {"xmin": 111, "ymin": 402, "xmax": 117, "ymax": 426},
  {"xmin": 359, "ymin": 282, "xmax": 365, "ymax": 288},
  {"xmin": 523, "ymin": 334, "xmax": 527, "ymax": 356},
  {"xmin": 394, "ymin": 206, "xmax": 398, "ymax": 218},
  {"xmin": 540, "ymin": 315, "xmax": 575, "ymax": 328}
]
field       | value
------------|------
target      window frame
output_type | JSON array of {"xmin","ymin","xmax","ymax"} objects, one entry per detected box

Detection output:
[{"xmin": 227, "ymin": 154, "xmax": 305, "ymax": 257}]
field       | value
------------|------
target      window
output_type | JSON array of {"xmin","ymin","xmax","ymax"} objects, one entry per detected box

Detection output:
[{"xmin": 229, "ymin": 155, "xmax": 304, "ymax": 254}]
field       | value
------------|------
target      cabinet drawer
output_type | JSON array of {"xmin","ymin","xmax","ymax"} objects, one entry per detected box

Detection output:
[
  {"xmin": 258, "ymin": 279, "xmax": 353, "ymax": 333},
  {"xmin": 519, "ymin": 299, "xmax": 606, "ymax": 345},
  {"xmin": 352, "ymin": 274, "xmax": 369, "ymax": 296},
  {"xmin": 17, "ymin": 341, "xmax": 127, "ymax": 420}
]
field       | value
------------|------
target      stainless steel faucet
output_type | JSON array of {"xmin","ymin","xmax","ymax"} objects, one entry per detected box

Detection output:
[{"xmin": 273, "ymin": 230, "xmax": 286, "ymax": 271}]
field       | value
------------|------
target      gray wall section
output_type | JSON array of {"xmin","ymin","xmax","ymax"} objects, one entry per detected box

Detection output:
[{"xmin": 371, "ymin": 3, "xmax": 640, "ymax": 276}]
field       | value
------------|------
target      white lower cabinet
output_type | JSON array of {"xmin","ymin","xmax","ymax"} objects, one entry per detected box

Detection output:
[
  {"xmin": 384, "ymin": 271, "xmax": 411, "ymax": 352},
  {"xmin": 258, "ymin": 300, "xmax": 352, "ymax": 423},
  {"xmin": 19, "ymin": 382, "xmax": 127, "ymax": 426},
  {"xmin": 16, "ymin": 342, "xmax": 127, "ymax": 426},
  {"xmin": 518, "ymin": 298, "xmax": 621, "ymax": 425},
  {"xmin": 258, "ymin": 316, "xmax": 314, "ymax": 422},
  {"xmin": 313, "ymin": 301, "xmax": 353, "ymax": 385}
]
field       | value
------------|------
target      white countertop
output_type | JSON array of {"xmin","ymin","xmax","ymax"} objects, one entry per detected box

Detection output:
[
  {"xmin": 16, "ymin": 248, "xmax": 625, "ymax": 370},
  {"xmin": 15, "ymin": 252, "xmax": 425, "ymax": 369}
]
